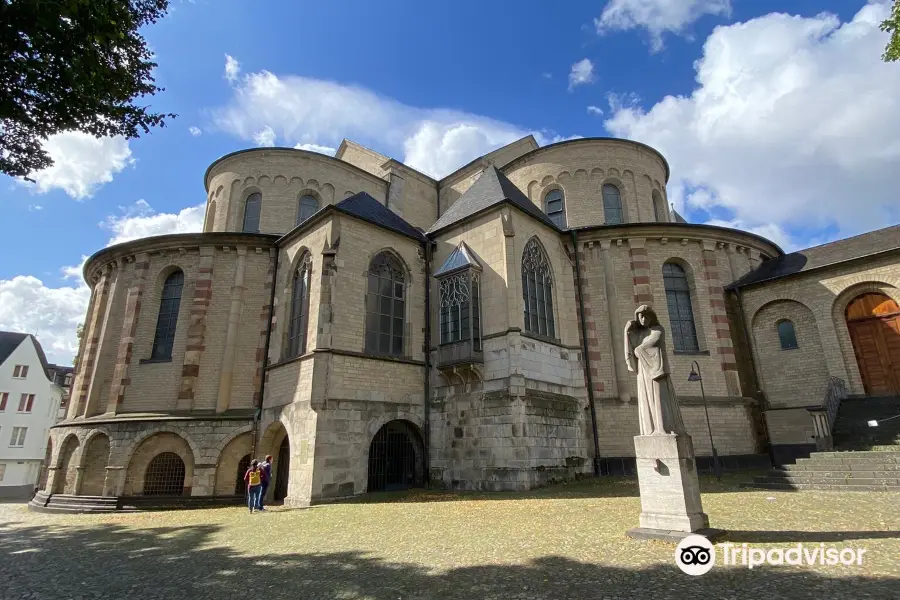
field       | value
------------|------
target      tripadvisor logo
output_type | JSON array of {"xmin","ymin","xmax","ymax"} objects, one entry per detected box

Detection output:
[{"xmin": 675, "ymin": 535, "xmax": 867, "ymax": 575}]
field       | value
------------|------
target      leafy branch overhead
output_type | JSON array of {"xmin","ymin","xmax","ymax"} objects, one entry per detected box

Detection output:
[
  {"xmin": 883, "ymin": 0, "xmax": 900, "ymax": 62},
  {"xmin": 0, "ymin": 0, "xmax": 176, "ymax": 180}
]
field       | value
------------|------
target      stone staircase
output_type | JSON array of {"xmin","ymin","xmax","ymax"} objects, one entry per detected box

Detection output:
[
  {"xmin": 746, "ymin": 395, "xmax": 900, "ymax": 491},
  {"xmin": 28, "ymin": 491, "xmax": 130, "ymax": 513},
  {"xmin": 28, "ymin": 490, "xmax": 245, "ymax": 513}
]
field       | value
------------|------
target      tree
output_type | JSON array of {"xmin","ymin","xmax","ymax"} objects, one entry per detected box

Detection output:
[
  {"xmin": 73, "ymin": 323, "xmax": 84, "ymax": 367},
  {"xmin": 0, "ymin": 0, "xmax": 176, "ymax": 180},
  {"xmin": 883, "ymin": 0, "xmax": 900, "ymax": 62}
]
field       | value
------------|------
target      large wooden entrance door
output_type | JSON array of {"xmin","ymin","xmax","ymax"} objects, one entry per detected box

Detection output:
[{"xmin": 846, "ymin": 293, "xmax": 900, "ymax": 395}]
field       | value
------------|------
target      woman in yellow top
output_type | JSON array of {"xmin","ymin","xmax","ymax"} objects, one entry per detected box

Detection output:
[{"xmin": 244, "ymin": 459, "xmax": 264, "ymax": 513}]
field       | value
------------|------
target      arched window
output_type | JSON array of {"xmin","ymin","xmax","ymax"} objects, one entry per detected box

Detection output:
[
  {"xmin": 652, "ymin": 191, "xmax": 664, "ymax": 222},
  {"xmin": 777, "ymin": 320, "xmax": 798, "ymax": 350},
  {"xmin": 544, "ymin": 189, "xmax": 566, "ymax": 228},
  {"xmin": 287, "ymin": 254, "xmax": 312, "ymax": 358},
  {"xmin": 603, "ymin": 184, "xmax": 624, "ymax": 225},
  {"xmin": 663, "ymin": 262, "xmax": 699, "ymax": 353},
  {"xmin": 234, "ymin": 454, "xmax": 252, "ymax": 495},
  {"xmin": 297, "ymin": 195, "xmax": 319, "ymax": 226},
  {"xmin": 143, "ymin": 452, "xmax": 186, "ymax": 496},
  {"xmin": 242, "ymin": 192, "xmax": 261, "ymax": 233},
  {"xmin": 365, "ymin": 252, "xmax": 405, "ymax": 356},
  {"xmin": 522, "ymin": 238, "xmax": 555, "ymax": 338},
  {"xmin": 150, "ymin": 270, "xmax": 184, "ymax": 360},
  {"xmin": 206, "ymin": 199, "xmax": 217, "ymax": 231}
]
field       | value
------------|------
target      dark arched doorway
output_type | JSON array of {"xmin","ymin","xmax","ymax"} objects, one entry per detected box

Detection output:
[
  {"xmin": 234, "ymin": 454, "xmax": 252, "ymax": 495},
  {"xmin": 846, "ymin": 292, "xmax": 900, "ymax": 395},
  {"xmin": 143, "ymin": 452, "xmax": 186, "ymax": 496},
  {"xmin": 368, "ymin": 420, "xmax": 424, "ymax": 492},
  {"xmin": 274, "ymin": 436, "xmax": 290, "ymax": 502}
]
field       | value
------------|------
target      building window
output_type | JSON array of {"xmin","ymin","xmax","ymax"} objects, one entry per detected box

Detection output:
[
  {"xmin": 64, "ymin": 374, "xmax": 73, "ymax": 386},
  {"xmin": 12, "ymin": 365, "xmax": 28, "ymax": 379},
  {"xmin": 544, "ymin": 189, "xmax": 566, "ymax": 228},
  {"xmin": 439, "ymin": 272, "xmax": 482, "ymax": 349},
  {"xmin": 522, "ymin": 238, "xmax": 555, "ymax": 338},
  {"xmin": 777, "ymin": 320, "xmax": 799, "ymax": 350},
  {"xmin": 0, "ymin": 392, "xmax": 7, "ymax": 411},
  {"xmin": 297, "ymin": 195, "xmax": 319, "ymax": 226},
  {"xmin": 143, "ymin": 452, "xmax": 186, "ymax": 496},
  {"xmin": 603, "ymin": 184, "xmax": 624, "ymax": 225},
  {"xmin": 365, "ymin": 252, "xmax": 405, "ymax": 356},
  {"xmin": 150, "ymin": 270, "xmax": 185, "ymax": 360},
  {"xmin": 286, "ymin": 253, "xmax": 312, "ymax": 358},
  {"xmin": 242, "ymin": 192, "xmax": 262, "ymax": 233},
  {"xmin": 0, "ymin": 464, "xmax": 5, "ymax": 481},
  {"xmin": 652, "ymin": 191, "xmax": 665, "ymax": 222},
  {"xmin": 663, "ymin": 262, "xmax": 700, "ymax": 353},
  {"xmin": 10, "ymin": 427, "xmax": 27, "ymax": 447},
  {"xmin": 17, "ymin": 394, "xmax": 34, "ymax": 413}
]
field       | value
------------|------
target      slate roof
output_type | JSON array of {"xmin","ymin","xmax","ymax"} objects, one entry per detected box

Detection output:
[
  {"xmin": 672, "ymin": 209, "xmax": 688, "ymax": 224},
  {"xmin": 0, "ymin": 332, "xmax": 52, "ymax": 379},
  {"xmin": 434, "ymin": 242, "xmax": 483, "ymax": 277},
  {"xmin": 334, "ymin": 192, "xmax": 426, "ymax": 242},
  {"xmin": 428, "ymin": 166, "xmax": 559, "ymax": 234},
  {"xmin": 728, "ymin": 224, "xmax": 900, "ymax": 289}
]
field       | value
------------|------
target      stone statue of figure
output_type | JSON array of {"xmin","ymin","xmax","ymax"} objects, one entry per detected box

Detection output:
[{"xmin": 625, "ymin": 305, "xmax": 687, "ymax": 436}]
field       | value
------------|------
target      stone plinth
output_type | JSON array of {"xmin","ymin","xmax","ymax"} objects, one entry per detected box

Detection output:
[{"xmin": 631, "ymin": 434, "xmax": 711, "ymax": 533}]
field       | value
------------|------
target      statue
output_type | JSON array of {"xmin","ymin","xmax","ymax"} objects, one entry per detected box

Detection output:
[{"xmin": 624, "ymin": 305, "xmax": 686, "ymax": 436}]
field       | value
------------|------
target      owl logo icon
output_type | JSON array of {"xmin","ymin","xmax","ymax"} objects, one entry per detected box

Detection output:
[{"xmin": 675, "ymin": 535, "xmax": 716, "ymax": 575}]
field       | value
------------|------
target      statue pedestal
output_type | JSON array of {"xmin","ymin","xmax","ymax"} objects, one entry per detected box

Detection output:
[{"xmin": 626, "ymin": 434, "xmax": 726, "ymax": 543}]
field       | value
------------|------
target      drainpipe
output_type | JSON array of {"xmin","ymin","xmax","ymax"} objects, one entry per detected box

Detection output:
[
  {"xmin": 571, "ymin": 230, "xmax": 601, "ymax": 476},
  {"xmin": 423, "ymin": 239, "xmax": 433, "ymax": 486},
  {"xmin": 251, "ymin": 246, "xmax": 279, "ymax": 457}
]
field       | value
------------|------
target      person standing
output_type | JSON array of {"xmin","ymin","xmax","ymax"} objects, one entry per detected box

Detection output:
[
  {"xmin": 244, "ymin": 459, "xmax": 264, "ymax": 513},
  {"xmin": 258, "ymin": 455, "xmax": 273, "ymax": 511}
]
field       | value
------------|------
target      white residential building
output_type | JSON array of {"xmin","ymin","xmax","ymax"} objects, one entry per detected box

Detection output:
[{"xmin": 0, "ymin": 333, "xmax": 62, "ymax": 499}]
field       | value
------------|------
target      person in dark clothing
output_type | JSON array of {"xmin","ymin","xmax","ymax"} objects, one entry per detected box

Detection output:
[
  {"xmin": 258, "ymin": 455, "xmax": 273, "ymax": 511},
  {"xmin": 244, "ymin": 459, "xmax": 264, "ymax": 513}
]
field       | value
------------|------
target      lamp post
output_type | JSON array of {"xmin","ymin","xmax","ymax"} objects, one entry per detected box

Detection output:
[{"xmin": 688, "ymin": 360, "xmax": 721, "ymax": 481}]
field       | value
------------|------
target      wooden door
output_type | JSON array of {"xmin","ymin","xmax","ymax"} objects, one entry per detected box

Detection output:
[{"xmin": 846, "ymin": 293, "xmax": 900, "ymax": 395}]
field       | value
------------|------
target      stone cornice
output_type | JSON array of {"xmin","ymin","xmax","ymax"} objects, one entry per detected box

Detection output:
[{"xmin": 570, "ymin": 222, "xmax": 783, "ymax": 257}]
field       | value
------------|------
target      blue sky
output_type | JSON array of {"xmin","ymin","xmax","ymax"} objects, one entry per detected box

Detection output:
[{"xmin": 2, "ymin": 0, "xmax": 899, "ymax": 363}]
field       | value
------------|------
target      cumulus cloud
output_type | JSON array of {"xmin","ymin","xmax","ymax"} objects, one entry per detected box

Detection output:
[
  {"xmin": 101, "ymin": 199, "xmax": 205, "ymax": 246},
  {"xmin": 209, "ymin": 57, "xmax": 566, "ymax": 178},
  {"xmin": 568, "ymin": 59, "xmax": 596, "ymax": 90},
  {"xmin": 294, "ymin": 143, "xmax": 336, "ymax": 155},
  {"xmin": 22, "ymin": 131, "xmax": 133, "ymax": 199},
  {"xmin": 605, "ymin": 2, "xmax": 900, "ymax": 249},
  {"xmin": 224, "ymin": 54, "xmax": 241, "ymax": 82},
  {"xmin": 587, "ymin": 105, "xmax": 604, "ymax": 116},
  {"xmin": 189, "ymin": 126, "xmax": 202, "ymax": 136},
  {"xmin": 596, "ymin": 0, "xmax": 731, "ymax": 51}
]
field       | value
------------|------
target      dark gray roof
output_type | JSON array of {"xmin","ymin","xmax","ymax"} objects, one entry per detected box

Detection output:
[
  {"xmin": 435, "ymin": 242, "xmax": 483, "ymax": 276},
  {"xmin": 0, "ymin": 332, "xmax": 52, "ymax": 380},
  {"xmin": 335, "ymin": 192, "xmax": 426, "ymax": 242},
  {"xmin": 729, "ymin": 224, "xmax": 900, "ymax": 289},
  {"xmin": 428, "ymin": 166, "xmax": 559, "ymax": 234},
  {"xmin": 672, "ymin": 208, "xmax": 688, "ymax": 224}
]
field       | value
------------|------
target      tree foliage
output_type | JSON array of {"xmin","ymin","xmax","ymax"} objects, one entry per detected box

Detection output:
[
  {"xmin": 0, "ymin": 0, "xmax": 176, "ymax": 180},
  {"xmin": 883, "ymin": 0, "xmax": 900, "ymax": 62},
  {"xmin": 73, "ymin": 322, "xmax": 84, "ymax": 366}
]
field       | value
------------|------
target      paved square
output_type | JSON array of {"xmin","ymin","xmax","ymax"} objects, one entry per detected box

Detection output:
[{"xmin": 2, "ymin": 476, "xmax": 899, "ymax": 599}]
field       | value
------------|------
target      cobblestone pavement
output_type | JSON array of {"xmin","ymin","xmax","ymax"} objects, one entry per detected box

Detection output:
[{"xmin": 1, "ymin": 475, "xmax": 899, "ymax": 600}]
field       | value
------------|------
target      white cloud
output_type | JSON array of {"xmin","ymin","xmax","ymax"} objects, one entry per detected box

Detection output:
[
  {"xmin": 605, "ymin": 2, "xmax": 900, "ymax": 249},
  {"xmin": 596, "ymin": 0, "xmax": 732, "ymax": 51},
  {"xmin": 294, "ymin": 143, "xmax": 336, "ymax": 155},
  {"xmin": 189, "ymin": 126, "xmax": 202, "ymax": 136},
  {"xmin": 542, "ymin": 72, "xmax": 553, "ymax": 79},
  {"xmin": 210, "ymin": 58, "xmax": 567, "ymax": 179},
  {"xmin": 587, "ymin": 105, "xmax": 604, "ymax": 116},
  {"xmin": 224, "ymin": 54, "xmax": 241, "ymax": 82},
  {"xmin": 23, "ymin": 131, "xmax": 133, "ymax": 199},
  {"xmin": 568, "ymin": 59, "xmax": 596, "ymax": 90},
  {"xmin": 28, "ymin": 204, "xmax": 43, "ymax": 211},
  {"xmin": 101, "ymin": 199, "xmax": 205, "ymax": 246}
]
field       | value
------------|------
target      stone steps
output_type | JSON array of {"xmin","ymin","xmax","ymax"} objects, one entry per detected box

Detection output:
[
  {"xmin": 27, "ymin": 491, "xmax": 245, "ymax": 513},
  {"xmin": 743, "ymin": 448, "xmax": 900, "ymax": 491},
  {"xmin": 744, "ymin": 481, "xmax": 898, "ymax": 492}
]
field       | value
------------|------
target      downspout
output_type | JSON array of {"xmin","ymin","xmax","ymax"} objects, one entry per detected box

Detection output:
[
  {"xmin": 423, "ymin": 239, "xmax": 433, "ymax": 486},
  {"xmin": 251, "ymin": 246, "xmax": 280, "ymax": 457},
  {"xmin": 571, "ymin": 230, "xmax": 601, "ymax": 477},
  {"xmin": 734, "ymin": 285, "xmax": 774, "ymax": 464}
]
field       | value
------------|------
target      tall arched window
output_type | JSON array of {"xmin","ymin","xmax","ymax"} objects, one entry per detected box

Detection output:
[
  {"xmin": 544, "ymin": 189, "xmax": 566, "ymax": 228},
  {"xmin": 143, "ymin": 452, "xmax": 186, "ymax": 496},
  {"xmin": 603, "ymin": 184, "xmax": 624, "ymax": 225},
  {"xmin": 242, "ymin": 192, "xmax": 261, "ymax": 233},
  {"xmin": 287, "ymin": 254, "xmax": 312, "ymax": 358},
  {"xmin": 150, "ymin": 270, "xmax": 184, "ymax": 360},
  {"xmin": 652, "ymin": 190, "xmax": 664, "ymax": 222},
  {"xmin": 522, "ymin": 238, "xmax": 555, "ymax": 338},
  {"xmin": 663, "ymin": 262, "xmax": 699, "ymax": 352},
  {"xmin": 365, "ymin": 252, "xmax": 405, "ymax": 356},
  {"xmin": 777, "ymin": 320, "xmax": 798, "ymax": 350},
  {"xmin": 297, "ymin": 195, "xmax": 319, "ymax": 226}
]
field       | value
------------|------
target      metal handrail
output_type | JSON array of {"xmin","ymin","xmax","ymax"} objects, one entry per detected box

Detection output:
[{"xmin": 823, "ymin": 376, "xmax": 848, "ymax": 435}]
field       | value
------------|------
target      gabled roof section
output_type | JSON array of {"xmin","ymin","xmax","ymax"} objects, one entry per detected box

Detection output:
[
  {"xmin": 435, "ymin": 242, "xmax": 483, "ymax": 277},
  {"xmin": 439, "ymin": 135, "xmax": 538, "ymax": 185},
  {"xmin": 672, "ymin": 208, "xmax": 688, "ymax": 224},
  {"xmin": 0, "ymin": 332, "xmax": 52, "ymax": 379},
  {"xmin": 335, "ymin": 192, "xmax": 427, "ymax": 242},
  {"xmin": 428, "ymin": 165, "xmax": 558, "ymax": 235},
  {"xmin": 728, "ymin": 224, "xmax": 900, "ymax": 289}
]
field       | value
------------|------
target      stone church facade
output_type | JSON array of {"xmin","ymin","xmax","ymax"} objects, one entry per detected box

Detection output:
[{"xmin": 33, "ymin": 136, "xmax": 900, "ymax": 510}]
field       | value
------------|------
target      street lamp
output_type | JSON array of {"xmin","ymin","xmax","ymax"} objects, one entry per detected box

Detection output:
[{"xmin": 688, "ymin": 360, "xmax": 721, "ymax": 481}]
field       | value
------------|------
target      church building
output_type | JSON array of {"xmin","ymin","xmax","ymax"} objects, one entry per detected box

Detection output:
[{"xmin": 31, "ymin": 136, "xmax": 900, "ymax": 511}]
